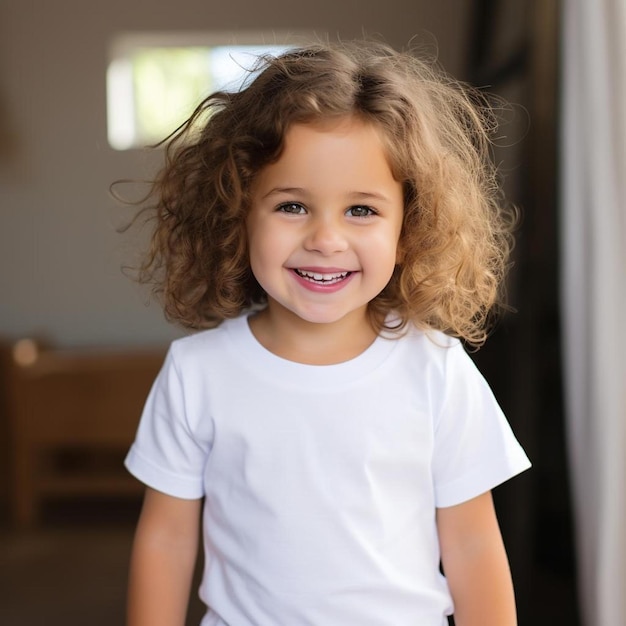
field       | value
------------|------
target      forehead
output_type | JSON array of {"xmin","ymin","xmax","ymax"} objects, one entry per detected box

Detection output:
[{"xmin": 253, "ymin": 116, "xmax": 399, "ymax": 192}]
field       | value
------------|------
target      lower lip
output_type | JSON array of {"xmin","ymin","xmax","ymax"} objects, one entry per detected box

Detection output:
[{"xmin": 290, "ymin": 270, "xmax": 356, "ymax": 293}]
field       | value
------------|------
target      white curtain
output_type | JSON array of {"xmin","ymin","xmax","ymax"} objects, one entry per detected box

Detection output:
[{"xmin": 561, "ymin": 1, "xmax": 626, "ymax": 625}]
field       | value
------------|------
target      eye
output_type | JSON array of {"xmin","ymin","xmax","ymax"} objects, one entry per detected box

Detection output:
[
  {"xmin": 277, "ymin": 202, "xmax": 306, "ymax": 215},
  {"xmin": 346, "ymin": 205, "xmax": 376, "ymax": 218}
]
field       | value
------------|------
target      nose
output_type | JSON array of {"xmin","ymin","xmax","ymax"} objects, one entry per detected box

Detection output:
[{"xmin": 303, "ymin": 216, "xmax": 349, "ymax": 255}]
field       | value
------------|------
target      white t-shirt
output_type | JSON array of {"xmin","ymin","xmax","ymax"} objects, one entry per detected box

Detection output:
[{"xmin": 125, "ymin": 315, "xmax": 530, "ymax": 626}]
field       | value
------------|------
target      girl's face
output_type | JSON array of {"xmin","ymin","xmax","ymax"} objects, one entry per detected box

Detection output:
[{"xmin": 246, "ymin": 116, "xmax": 404, "ymax": 338}]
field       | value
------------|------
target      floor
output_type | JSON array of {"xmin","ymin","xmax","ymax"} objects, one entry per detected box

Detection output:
[{"xmin": 0, "ymin": 497, "xmax": 205, "ymax": 626}]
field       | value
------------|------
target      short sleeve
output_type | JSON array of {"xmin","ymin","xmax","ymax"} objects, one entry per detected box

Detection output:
[
  {"xmin": 125, "ymin": 347, "xmax": 211, "ymax": 499},
  {"xmin": 432, "ymin": 343, "xmax": 531, "ymax": 508}
]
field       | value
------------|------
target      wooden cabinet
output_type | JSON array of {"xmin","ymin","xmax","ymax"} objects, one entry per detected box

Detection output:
[{"xmin": 1, "ymin": 339, "xmax": 165, "ymax": 526}]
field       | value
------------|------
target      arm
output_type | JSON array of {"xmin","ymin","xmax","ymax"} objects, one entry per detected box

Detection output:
[
  {"xmin": 436, "ymin": 491, "xmax": 517, "ymax": 626},
  {"xmin": 127, "ymin": 487, "xmax": 202, "ymax": 626}
]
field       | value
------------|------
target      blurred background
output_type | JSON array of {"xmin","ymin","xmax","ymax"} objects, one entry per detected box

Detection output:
[{"xmin": 1, "ymin": 1, "xmax": 624, "ymax": 625}]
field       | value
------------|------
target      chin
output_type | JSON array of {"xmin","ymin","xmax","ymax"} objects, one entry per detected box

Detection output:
[{"xmin": 292, "ymin": 307, "xmax": 365, "ymax": 327}]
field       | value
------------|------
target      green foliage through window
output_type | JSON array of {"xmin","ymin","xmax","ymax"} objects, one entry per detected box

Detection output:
[{"xmin": 107, "ymin": 39, "xmax": 293, "ymax": 150}]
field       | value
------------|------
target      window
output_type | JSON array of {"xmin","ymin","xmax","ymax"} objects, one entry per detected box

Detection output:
[{"xmin": 107, "ymin": 32, "xmax": 311, "ymax": 150}]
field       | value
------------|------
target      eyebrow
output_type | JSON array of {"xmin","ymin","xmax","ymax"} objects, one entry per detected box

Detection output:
[
  {"xmin": 262, "ymin": 187, "xmax": 393, "ymax": 203},
  {"xmin": 262, "ymin": 187, "xmax": 307, "ymax": 199}
]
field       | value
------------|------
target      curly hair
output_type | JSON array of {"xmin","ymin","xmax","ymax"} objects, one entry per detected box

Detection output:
[{"xmin": 129, "ymin": 39, "xmax": 515, "ymax": 347}]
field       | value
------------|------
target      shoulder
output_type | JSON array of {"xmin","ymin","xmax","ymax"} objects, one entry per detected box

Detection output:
[
  {"xmin": 168, "ymin": 316, "xmax": 243, "ymax": 362},
  {"xmin": 154, "ymin": 318, "xmax": 248, "ymax": 387},
  {"xmin": 147, "ymin": 317, "xmax": 250, "ymax": 412},
  {"xmin": 388, "ymin": 323, "xmax": 491, "ymax": 407},
  {"xmin": 392, "ymin": 322, "xmax": 464, "ymax": 370},
  {"xmin": 400, "ymin": 323, "xmax": 459, "ymax": 350}
]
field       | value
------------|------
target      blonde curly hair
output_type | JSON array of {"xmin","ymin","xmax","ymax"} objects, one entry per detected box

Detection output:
[{"xmin": 129, "ymin": 39, "xmax": 515, "ymax": 347}]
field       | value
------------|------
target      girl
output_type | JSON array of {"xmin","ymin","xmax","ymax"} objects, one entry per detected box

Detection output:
[{"xmin": 124, "ymin": 40, "xmax": 531, "ymax": 626}]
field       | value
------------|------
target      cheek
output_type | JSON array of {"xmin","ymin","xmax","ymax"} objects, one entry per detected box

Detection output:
[
  {"xmin": 391, "ymin": 214, "xmax": 406, "ymax": 263},
  {"xmin": 246, "ymin": 221, "xmax": 279, "ymax": 277},
  {"xmin": 367, "ymin": 228, "xmax": 402, "ymax": 263}
]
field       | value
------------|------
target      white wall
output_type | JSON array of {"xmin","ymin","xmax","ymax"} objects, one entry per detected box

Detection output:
[{"xmin": 0, "ymin": 0, "xmax": 469, "ymax": 347}]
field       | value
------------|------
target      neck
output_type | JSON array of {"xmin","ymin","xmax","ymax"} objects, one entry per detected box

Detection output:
[{"xmin": 248, "ymin": 307, "xmax": 377, "ymax": 365}]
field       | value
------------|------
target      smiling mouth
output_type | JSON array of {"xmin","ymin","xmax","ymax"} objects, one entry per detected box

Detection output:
[{"xmin": 293, "ymin": 269, "xmax": 352, "ymax": 284}]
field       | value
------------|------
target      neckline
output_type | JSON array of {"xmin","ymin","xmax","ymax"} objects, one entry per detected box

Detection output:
[{"xmin": 224, "ymin": 314, "xmax": 399, "ymax": 388}]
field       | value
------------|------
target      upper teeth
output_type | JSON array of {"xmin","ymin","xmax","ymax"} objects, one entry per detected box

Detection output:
[{"xmin": 296, "ymin": 269, "xmax": 349, "ymax": 281}]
